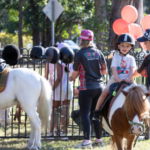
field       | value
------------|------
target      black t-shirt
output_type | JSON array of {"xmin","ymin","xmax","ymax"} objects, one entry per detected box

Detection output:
[
  {"xmin": 73, "ymin": 46, "xmax": 107, "ymax": 90},
  {"xmin": 137, "ymin": 54, "xmax": 150, "ymax": 83}
]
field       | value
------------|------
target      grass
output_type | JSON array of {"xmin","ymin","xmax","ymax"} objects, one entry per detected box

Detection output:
[{"xmin": 0, "ymin": 137, "xmax": 150, "ymax": 150}]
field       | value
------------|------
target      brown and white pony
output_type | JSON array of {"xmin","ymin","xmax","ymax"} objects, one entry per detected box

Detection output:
[{"xmin": 102, "ymin": 84, "xmax": 150, "ymax": 150}]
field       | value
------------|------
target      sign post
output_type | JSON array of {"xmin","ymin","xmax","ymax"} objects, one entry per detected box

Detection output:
[
  {"xmin": 43, "ymin": 0, "xmax": 64, "ymax": 45},
  {"xmin": 51, "ymin": 0, "xmax": 54, "ymax": 45}
]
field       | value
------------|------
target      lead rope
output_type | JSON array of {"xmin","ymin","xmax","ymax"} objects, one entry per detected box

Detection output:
[{"xmin": 133, "ymin": 121, "xmax": 148, "ymax": 147}]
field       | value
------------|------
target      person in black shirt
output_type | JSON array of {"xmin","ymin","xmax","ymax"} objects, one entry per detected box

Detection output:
[
  {"xmin": 132, "ymin": 29, "xmax": 150, "ymax": 138},
  {"xmin": 69, "ymin": 29, "xmax": 107, "ymax": 148},
  {"xmin": 132, "ymin": 29, "xmax": 150, "ymax": 82}
]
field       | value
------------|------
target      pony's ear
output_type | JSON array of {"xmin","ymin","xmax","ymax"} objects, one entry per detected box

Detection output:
[
  {"xmin": 121, "ymin": 89, "xmax": 128, "ymax": 97},
  {"xmin": 145, "ymin": 92, "xmax": 150, "ymax": 98}
]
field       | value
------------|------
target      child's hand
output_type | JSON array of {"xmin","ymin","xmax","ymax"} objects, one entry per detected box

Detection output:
[
  {"xmin": 124, "ymin": 78, "xmax": 130, "ymax": 83},
  {"xmin": 69, "ymin": 76, "xmax": 74, "ymax": 81},
  {"xmin": 117, "ymin": 78, "xmax": 123, "ymax": 82}
]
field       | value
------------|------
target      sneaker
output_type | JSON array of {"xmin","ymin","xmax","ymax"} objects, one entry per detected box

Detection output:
[
  {"xmin": 60, "ymin": 132, "xmax": 68, "ymax": 140},
  {"xmin": 53, "ymin": 130, "xmax": 58, "ymax": 136},
  {"xmin": 92, "ymin": 139, "xmax": 103, "ymax": 146},
  {"xmin": 73, "ymin": 140, "xmax": 92, "ymax": 149},
  {"xmin": 92, "ymin": 110, "xmax": 100, "ymax": 121},
  {"xmin": 46, "ymin": 132, "xmax": 54, "ymax": 140}
]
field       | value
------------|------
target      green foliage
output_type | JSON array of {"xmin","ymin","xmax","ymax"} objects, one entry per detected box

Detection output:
[
  {"xmin": 0, "ymin": 32, "xmax": 32, "ymax": 48},
  {"xmin": 55, "ymin": 0, "xmax": 95, "ymax": 41},
  {"xmin": 0, "ymin": 32, "xmax": 18, "ymax": 47},
  {"xmin": 0, "ymin": 0, "xmax": 18, "ymax": 33},
  {"xmin": 82, "ymin": 0, "xmax": 111, "ymax": 49},
  {"xmin": 0, "ymin": 0, "xmax": 110, "ymax": 45}
]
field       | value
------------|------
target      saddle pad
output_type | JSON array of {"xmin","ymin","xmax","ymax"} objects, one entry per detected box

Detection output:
[
  {"xmin": 107, "ymin": 84, "xmax": 128, "ymax": 119},
  {"xmin": 0, "ymin": 67, "xmax": 10, "ymax": 92}
]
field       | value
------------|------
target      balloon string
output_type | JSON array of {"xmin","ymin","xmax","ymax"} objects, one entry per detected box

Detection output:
[{"xmin": 131, "ymin": 23, "xmax": 138, "ymax": 40}]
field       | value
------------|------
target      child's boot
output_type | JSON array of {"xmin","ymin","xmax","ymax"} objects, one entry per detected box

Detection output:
[{"xmin": 92, "ymin": 110, "xmax": 100, "ymax": 121}]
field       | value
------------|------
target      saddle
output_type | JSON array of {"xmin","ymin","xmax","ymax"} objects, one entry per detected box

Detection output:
[
  {"xmin": 0, "ymin": 63, "xmax": 8, "ymax": 73},
  {"xmin": 99, "ymin": 81, "xmax": 131, "ymax": 129},
  {"xmin": 0, "ymin": 64, "xmax": 10, "ymax": 92}
]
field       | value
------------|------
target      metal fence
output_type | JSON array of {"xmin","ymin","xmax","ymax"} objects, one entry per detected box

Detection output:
[{"xmin": 0, "ymin": 49, "xmax": 148, "ymax": 139}]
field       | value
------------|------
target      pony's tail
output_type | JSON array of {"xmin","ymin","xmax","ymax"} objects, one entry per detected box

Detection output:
[
  {"xmin": 38, "ymin": 76, "xmax": 52, "ymax": 129},
  {"xmin": 111, "ymin": 135, "xmax": 116, "ymax": 150}
]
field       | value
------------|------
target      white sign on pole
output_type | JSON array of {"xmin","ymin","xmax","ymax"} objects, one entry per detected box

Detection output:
[{"xmin": 43, "ymin": 0, "xmax": 64, "ymax": 22}]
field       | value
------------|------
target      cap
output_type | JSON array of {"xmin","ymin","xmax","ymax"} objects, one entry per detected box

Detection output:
[
  {"xmin": 137, "ymin": 28, "xmax": 150, "ymax": 42},
  {"xmin": 79, "ymin": 29, "xmax": 94, "ymax": 41}
]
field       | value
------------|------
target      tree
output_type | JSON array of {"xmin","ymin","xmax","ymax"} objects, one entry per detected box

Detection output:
[
  {"xmin": 144, "ymin": 0, "xmax": 150, "ymax": 14},
  {"xmin": 0, "ymin": 0, "xmax": 95, "ymax": 47},
  {"xmin": 94, "ymin": 0, "xmax": 111, "ymax": 50},
  {"xmin": 18, "ymin": 0, "xmax": 23, "ymax": 50},
  {"xmin": 108, "ymin": 0, "xmax": 143, "ymax": 50}
]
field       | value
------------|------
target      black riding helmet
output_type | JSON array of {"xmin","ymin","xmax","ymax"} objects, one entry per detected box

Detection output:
[
  {"xmin": 2, "ymin": 44, "xmax": 20, "ymax": 66},
  {"xmin": 117, "ymin": 33, "xmax": 135, "ymax": 56}
]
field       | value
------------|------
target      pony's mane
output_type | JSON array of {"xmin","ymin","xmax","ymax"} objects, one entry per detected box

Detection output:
[{"xmin": 123, "ymin": 84, "xmax": 149, "ymax": 118}]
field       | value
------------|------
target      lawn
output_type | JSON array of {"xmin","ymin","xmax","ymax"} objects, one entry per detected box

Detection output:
[{"xmin": 0, "ymin": 137, "xmax": 150, "ymax": 150}]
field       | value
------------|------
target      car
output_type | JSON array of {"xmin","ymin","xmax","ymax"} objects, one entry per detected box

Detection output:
[{"xmin": 63, "ymin": 40, "xmax": 79, "ymax": 53}]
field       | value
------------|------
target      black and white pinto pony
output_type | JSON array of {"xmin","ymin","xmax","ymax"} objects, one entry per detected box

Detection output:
[{"xmin": 0, "ymin": 68, "xmax": 51, "ymax": 150}]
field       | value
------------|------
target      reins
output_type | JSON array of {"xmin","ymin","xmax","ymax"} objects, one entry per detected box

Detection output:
[{"xmin": 133, "ymin": 123, "xmax": 148, "ymax": 148}]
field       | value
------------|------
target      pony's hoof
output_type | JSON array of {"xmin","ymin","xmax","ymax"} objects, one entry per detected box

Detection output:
[
  {"xmin": 30, "ymin": 146, "xmax": 39, "ymax": 150},
  {"xmin": 26, "ymin": 144, "xmax": 32, "ymax": 150}
]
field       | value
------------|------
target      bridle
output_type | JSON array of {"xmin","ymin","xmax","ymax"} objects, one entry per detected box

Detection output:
[
  {"xmin": 126, "ymin": 109, "xmax": 148, "ymax": 147},
  {"xmin": 126, "ymin": 109, "xmax": 146, "ymax": 134}
]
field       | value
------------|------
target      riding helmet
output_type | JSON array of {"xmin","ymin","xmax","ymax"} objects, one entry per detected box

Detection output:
[
  {"xmin": 45, "ymin": 46, "xmax": 60, "ymax": 64},
  {"xmin": 117, "ymin": 33, "xmax": 135, "ymax": 46},
  {"xmin": 2, "ymin": 44, "xmax": 20, "ymax": 66},
  {"xmin": 30, "ymin": 46, "xmax": 46, "ymax": 59},
  {"xmin": 60, "ymin": 47, "xmax": 74, "ymax": 64}
]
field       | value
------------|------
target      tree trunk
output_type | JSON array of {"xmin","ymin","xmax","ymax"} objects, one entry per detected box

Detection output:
[
  {"xmin": 41, "ymin": 17, "xmax": 46, "ymax": 48},
  {"xmin": 108, "ymin": 0, "xmax": 143, "ymax": 50},
  {"xmin": 18, "ymin": 0, "xmax": 23, "ymax": 52},
  {"xmin": 33, "ymin": 27, "xmax": 40, "ymax": 46},
  {"xmin": 45, "ymin": 18, "xmax": 51, "ymax": 47},
  {"xmin": 32, "ymin": 4, "xmax": 40, "ymax": 46},
  {"xmin": 95, "ymin": 0, "xmax": 107, "ymax": 50}
]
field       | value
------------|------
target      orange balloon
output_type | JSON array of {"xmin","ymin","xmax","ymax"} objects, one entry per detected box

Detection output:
[
  {"xmin": 121, "ymin": 5, "xmax": 138, "ymax": 23},
  {"xmin": 140, "ymin": 42, "xmax": 147, "ymax": 50},
  {"xmin": 112, "ymin": 19, "xmax": 129, "ymax": 35},
  {"xmin": 141, "ymin": 15, "xmax": 150, "ymax": 31},
  {"xmin": 129, "ymin": 23, "xmax": 143, "ymax": 41}
]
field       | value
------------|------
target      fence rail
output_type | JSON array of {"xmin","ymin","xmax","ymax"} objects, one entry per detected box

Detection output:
[{"xmin": 0, "ymin": 49, "xmax": 148, "ymax": 139}]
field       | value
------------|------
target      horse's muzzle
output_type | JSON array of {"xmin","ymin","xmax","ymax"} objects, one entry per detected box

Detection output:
[{"xmin": 131, "ymin": 125, "xmax": 143, "ymax": 135}]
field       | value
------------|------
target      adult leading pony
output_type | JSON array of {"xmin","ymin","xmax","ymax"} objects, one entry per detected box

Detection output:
[
  {"xmin": 0, "ymin": 67, "xmax": 51, "ymax": 150},
  {"xmin": 102, "ymin": 84, "xmax": 150, "ymax": 150}
]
